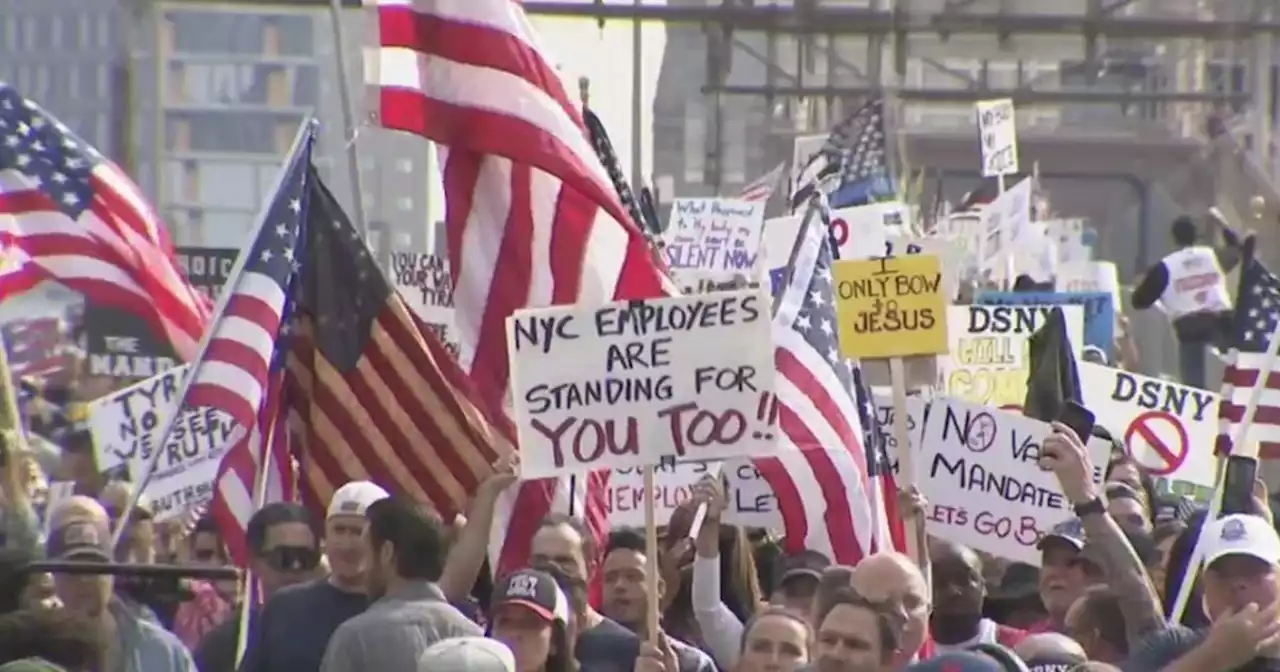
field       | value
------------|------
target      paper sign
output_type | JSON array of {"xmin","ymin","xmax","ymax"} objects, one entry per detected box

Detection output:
[
  {"xmin": 976, "ymin": 98, "xmax": 1019, "ymax": 177},
  {"xmin": 1078, "ymin": 362, "xmax": 1217, "ymax": 502},
  {"xmin": 976, "ymin": 291, "xmax": 1114, "ymax": 360},
  {"xmin": 87, "ymin": 365, "xmax": 239, "ymax": 521},
  {"xmin": 506, "ymin": 290, "xmax": 778, "ymax": 478},
  {"xmin": 390, "ymin": 250, "xmax": 459, "ymax": 358},
  {"xmin": 763, "ymin": 202, "xmax": 912, "ymax": 270},
  {"xmin": 886, "ymin": 235, "xmax": 963, "ymax": 300},
  {"xmin": 669, "ymin": 269, "xmax": 760, "ymax": 296},
  {"xmin": 606, "ymin": 456, "xmax": 781, "ymax": 529},
  {"xmin": 832, "ymin": 255, "xmax": 948, "ymax": 359},
  {"xmin": 940, "ymin": 305, "xmax": 1085, "ymax": 408},
  {"xmin": 663, "ymin": 199, "xmax": 765, "ymax": 273},
  {"xmin": 872, "ymin": 392, "xmax": 928, "ymax": 483},
  {"xmin": 1056, "ymin": 262, "xmax": 1122, "ymax": 316},
  {"xmin": 918, "ymin": 399, "xmax": 1109, "ymax": 564}
]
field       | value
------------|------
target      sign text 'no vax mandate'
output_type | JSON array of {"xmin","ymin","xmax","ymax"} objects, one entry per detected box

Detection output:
[
  {"xmin": 831, "ymin": 254, "xmax": 949, "ymax": 359},
  {"xmin": 506, "ymin": 290, "xmax": 778, "ymax": 479}
]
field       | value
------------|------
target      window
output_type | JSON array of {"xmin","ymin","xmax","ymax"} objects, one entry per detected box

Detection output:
[
  {"xmin": 49, "ymin": 14, "xmax": 63, "ymax": 50},
  {"xmin": 66, "ymin": 62, "xmax": 80, "ymax": 99},
  {"xmin": 683, "ymin": 99, "xmax": 706, "ymax": 184},
  {"xmin": 0, "ymin": 17, "xmax": 14, "ymax": 54},
  {"xmin": 396, "ymin": 196, "xmax": 414, "ymax": 211},
  {"xmin": 77, "ymin": 14, "xmax": 90, "ymax": 50},
  {"xmin": 274, "ymin": 14, "xmax": 314, "ymax": 56},
  {"xmin": 173, "ymin": 111, "xmax": 278, "ymax": 154},
  {"xmin": 195, "ymin": 161, "xmax": 260, "ymax": 210},
  {"xmin": 167, "ymin": 11, "xmax": 264, "ymax": 56},
  {"xmin": 22, "ymin": 16, "xmax": 37, "ymax": 51},
  {"xmin": 96, "ymin": 13, "xmax": 111, "ymax": 50},
  {"xmin": 723, "ymin": 108, "xmax": 746, "ymax": 185}
]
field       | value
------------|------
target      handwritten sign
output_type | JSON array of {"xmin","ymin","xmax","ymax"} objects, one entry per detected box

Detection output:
[
  {"xmin": 669, "ymin": 269, "xmax": 760, "ymax": 296},
  {"xmin": 1078, "ymin": 362, "xmax": 1217, "ymax": 503},
  {"xmin": 763, "ymin": 202, "xmax": 912, "ymax": 270},
  {"xmin": 919, "ymin": 399, "xmax": 1109, "ymax": 564},
  {"xmin": 506, "ymin": 290, "xmax": 778, "ymax": 478},
  {"xmin": 872, "ymin": 392, "xmax": 928, "ymax": 482},
  {"xmin": 390, "ymin": 251, "xmax": 459, "ymax": 357},
  {"xmin": 975, "ymin": 98, "xmax": 1019, "ymax": 177},
  {"xmin": 941, "ymin": 305, "xmax": 1085, "ymax": 407},
  {"xmin": 663, "ymin": 199, "xmax": 765, "ymax": 273},
  {"xmin": 87, "ymin": 365, "xmax": 239, "ymax": 522},
  {"xmin": 1056, "ymin": 262, "xmax": 1122, "ymax": 317},
  {"xmin": 606, "ymin": 456, "xmax": 780, "ymax": 529},
  {"xmin": 976, "ymin": 291, "xmax": 1114, "ymax": 358},
  {"xmin": 832, "ymin": 255, "xmax": 948, "ymax": 359}
]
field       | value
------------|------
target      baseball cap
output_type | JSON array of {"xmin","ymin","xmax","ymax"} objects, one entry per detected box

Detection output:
[
  {"xmin": 326, "ymin": 481, "xmax": 389, "ymax": 519},
  {"xmin": 492, "ymin": 568, "xmax": 570, "ymax": 625},
  {"xmin": 1023, "ymin": 651, "xmax": 1087, "ymax": 672},
  {"xmin": 1202, "ymin": 513, "xmax": 1280, "ymax": 567},
  {"xmin": 902, "ymin": 651, "xmax": 1002, "ymax": 671},
  {"xmin": 417, "ymin": 637, "xmax": 515, "ymax": 672},
  {"xmin": 45, "ymin": 518, "xmax": 112, "ymax": 562},
  {"xmin": 1037, "ymin": 517, "xmax": 1086, "ymax": 551},
  {"xmin": 775, "ymin": 549, "xmax": 831, "ymax": 585}
]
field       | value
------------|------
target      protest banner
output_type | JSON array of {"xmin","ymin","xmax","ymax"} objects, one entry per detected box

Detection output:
[
  {"xmin": 1078, "ymin": 362, "xmax": 1216, "ymax": 502},
  {"xmin": 506, "ymin": 290, "xmax": 777, "ymax": 478},
  {"xmin": 763, "ymin": 202, "xmax": 911, "ymax": 269},
  {"xmin": 831, "ymin": 255, "xmax": 948, "ymax": 359},
  {"xmin": 83, "ymin": 304, "xmax": 179, "ymax": 381},
  {"xmin": 941, "ymin": 305, "xmax": 1085, "ymax": 408},
  {"xmin": 662, "ymin": 198, "xmax": 765, "ymax": 273},
  {"xmin": 669, "ymin": 269, "xmax": 760, "ymax": 296},
  {"xmin": 885, "ymin": 235, "xmax": 963, "ymax": 300},
  {"xmin": 87, "ymin": 364, "xmax": 238, "ymax": 521},
  {"xmin": 1056, "ymin": 262, "xmax": 1123, "ymax": 316},
  {"xmin": 975, "ymin": 291, "xmax": 1114, "ymax": 358},
  {"xmin": 389, "ymin": 250, "xmax": 459, "ymax": 357},
  {"xmin": 606, "ymin": 456, "xmax": 781, "ymax": 529},
  {"xmin": 175, "ymin": 246, "xmax": 238, "ymax": 303},
  {"xmin": 918, "ymin": 399, "xmax": 1110, "ymax": 564},
  {"xmin": 976, "ymin": 98, "xmax": 1019, "ymax": 177}
]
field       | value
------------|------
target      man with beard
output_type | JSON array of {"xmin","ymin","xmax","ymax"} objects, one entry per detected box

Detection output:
[
  {"xmin": 928, "ymin": 538, "xmax": 1027, "ymax": 652},
  {"xmin": 320, "ymin": 496, "xmax": 480, "ymax": 671}
]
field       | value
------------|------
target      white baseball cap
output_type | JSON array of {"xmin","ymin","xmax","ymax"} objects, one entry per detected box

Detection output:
[
  {"xmin": 326, "ymin": 481, "xmax": 389, "ymax": 520},
  {"xmin": 1202, "ymin": 514, "xmax": 1280, "ymax": 567},
  {"xmin": 418, "ymin": 637, "xmax": 515, "ymax": 672}
]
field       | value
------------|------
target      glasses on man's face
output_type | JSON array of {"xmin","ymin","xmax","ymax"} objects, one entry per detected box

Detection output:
[{"xmin": 263, "ymin": 545, "xmax": 320, "ymax": 573}]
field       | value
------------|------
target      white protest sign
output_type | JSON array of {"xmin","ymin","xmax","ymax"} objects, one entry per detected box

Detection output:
[
  {"xmin": 940, "ymin": 305, "xmax": 1085, "ymax": 409},
  {"xmin": 506, "ymin": 290, "xmax": 778, "ymax": 478},
  {"xmin": 976, "ymin": 98, "xmax": 1019, "ymax": 177},
  {"xmin": 1056, "ymin": 261, "xmax": 1122, "ymax": 314},
  {"xmin": 87, "ymin": 364, "xmax": 239, "ymax": 521},
  {"xmin": 1009, "ymin": 223, "xmax": 1058, "ymax": 284},
  {"xmin": 662, "ymin": 199, "xmax": 766, "ymax": 274},
  {"xmin": 1078, "ymin": 362, "xmax": 1217, "ymax": 502},
  {"xmin": 606, "ymin": 456, "xmax": 781, "ymax": 529},
  {"xmin": 669, "ymin": 269, "xmax": 761, "ymax": 296},
  {"xmin": 886, "ymin": 235, "xmax": 964, "ymax": 300},
  {"xmin": 1044, "ymin": 218, "xmax": 1093, "ymax": 264},
  {"xmin": 389, "ymin": 250, "xmax": 460, "ymax": 357},
  {"xmin": 872, "ymin": 392, "xmax": 928, "ymax": 482},
  {"xmin": 763, "ymin": 202, "xmax": 911, "ymax": 270},
  {"xmin": 918, "ymin": 399, "xmax": 1110, "ymax": 564}
]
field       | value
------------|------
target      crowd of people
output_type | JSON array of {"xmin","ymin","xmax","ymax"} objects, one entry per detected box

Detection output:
[{"xmin": 0, "ymin": 399, "xmax": 1275, "ymax": 672}]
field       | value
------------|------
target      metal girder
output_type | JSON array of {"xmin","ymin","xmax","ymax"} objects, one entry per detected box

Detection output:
[
  {"xmin": 706, "ymin": 85, "xmax": 1252, "ymax": 106},
  {"xmin": 522, "ymin": 3, "xmax": 1280, "ymax": 38}
]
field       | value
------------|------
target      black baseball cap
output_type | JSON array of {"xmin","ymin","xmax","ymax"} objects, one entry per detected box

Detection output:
[{"xmin": 492, "ymin": 568, "xmax": 569, "ymax": 625}]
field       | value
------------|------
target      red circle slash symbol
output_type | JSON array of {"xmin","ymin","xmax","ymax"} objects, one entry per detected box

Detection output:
[
  {"xmin": 1123, "ymin": 411, "xmax": 1189, "ymax": 476},
  {"xmin": 967, "ymin": 413, "xmax": 998, "ymax": 453}
]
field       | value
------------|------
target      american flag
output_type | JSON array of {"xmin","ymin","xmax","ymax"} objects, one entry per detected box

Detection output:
[
  {"xmin": 369, "ymin": 0, "xmax": 674, "ymax": 577},
  {"xmin": 789, "ymin": 99, "xmax": 895, "ymax": 213},
  {"xmin": 738, "ymin": 162, "xmax": 785, "ymax": 203},
  {"xmin": 194, "ymin": 124, "xmax": 315, "ymax": 564},
  {"xmin": 1217, "ymin": 250, "xmax": 1280, "ymax": 458},
  {"xmin": 751, "ymin": 202, "xmax": 896, "ymax": 563},
  {"xmin": 0, "ymin": 84, "xmax": 210, "ymax": 360}
]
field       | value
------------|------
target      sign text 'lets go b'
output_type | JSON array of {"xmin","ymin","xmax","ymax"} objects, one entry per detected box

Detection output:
[
  {"xmin": 505, "ymin": 290, "xmax": 779, "ymax": 479},
  {"xmin": 832, "ymin": 254, "xmax": 949, "ymax": 359}
]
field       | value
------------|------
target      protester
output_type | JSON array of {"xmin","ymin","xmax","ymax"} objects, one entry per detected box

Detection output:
[
  {"xmin": 0, "ymin": 549, "xmax": 56, "ymax": 613},
  {"xmin": 1063, "ymin": 586, "xmax": 1127, "ymax": 663},
  {"xmin": 812, "ymin": 588, "xmax": 900, "ymax": 672},
  {"xmin": 849, "ymin": 552, "xmax": 931, "ymax": 666},
  {"xmin": 193, "ymin": 502, "xmax": 322, "ymax": 672},
  {"xmin": 1104, "ymin": 484, "xmax": 1152, "ymax": 535},
  {"xmin": 688, "ymin": 474, "xmax": 765, "ymax": 670},
  {"xmin": 0, "ymin": 607, "xmax": 105, "ymax": 671},
  {"xmin": 319, "ymin": 496, "xmax": 480, "ymax": 671},
  {"xmin": 44, "ymin": 497, "xmax": 194, "ymax": 671},
  {"xmin": 735, "ymin": 607, "xmax": 812, "ymax": 672},
  {"xmin": 0, "ymin": 437, "xmax": 39, "ymax": 554},
  {"xmin": 487, "ymin": 567, "xmax": 575, "ymax": 672},
  {"xmin": 929, "ymin": 537, "xmax": 1027, "ymax": 651},
  {"xmin": 238, "ymin": 480, "xmax": 386, "ymax": 672},
  {"xmin": 417, "ymin": 636, "xmax": 517, "ymax": 672},
  {"xmin": 1013, "ymin": 633, "xmax": 1088, "ymax": 670}
]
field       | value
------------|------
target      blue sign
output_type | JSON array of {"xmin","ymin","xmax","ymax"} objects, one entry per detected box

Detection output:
[{"xmin": 975, "ymin": 291, "xmax": 1115, "ymax": 359}]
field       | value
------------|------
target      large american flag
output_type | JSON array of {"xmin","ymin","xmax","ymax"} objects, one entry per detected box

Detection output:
[
  {"xmin": 789, "ymin": 99, "xmax": 895, "ymax": 213},
  {"xmin": 369, "ymin": 0, "xmax": 674, "ymax": 576},
  {"xmin": 1218, "ymin": 250, "xmax": 1280, "ymax": 458},
  {"xmin": 752, "ymin": 202, "xmax": 897, "ymax": 563},
  {"xmin": 0, "ymin": 84, "xmax": 210, "ymax": 360},
  {"xmin": 196, "ymin": 125, "xmax": 315, "ymax": 564},
  {"xmin": 738, "ymin": 162, "xmax": 785, "ymax": 203}
]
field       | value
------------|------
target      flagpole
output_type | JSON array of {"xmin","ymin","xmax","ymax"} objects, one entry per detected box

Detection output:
[
  {"xmin": 326, "ymin": 0, "xmax": 370, "ymax": 238},
  {"xmin": 770, "ymin": 196, "xmax": 825, "ymax": 318},
  {"xmin": 109, "ymin": 120, "xmax": 318, "ymax": 550},
  {"xmin": 233, "ymin": 408, "xmax": 280, "ymax": 668}
]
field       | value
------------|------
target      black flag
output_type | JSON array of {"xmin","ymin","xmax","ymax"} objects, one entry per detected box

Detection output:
[{"xmin": 1022, "ymin": 306, "xmax": 1082, "ymax": 422}]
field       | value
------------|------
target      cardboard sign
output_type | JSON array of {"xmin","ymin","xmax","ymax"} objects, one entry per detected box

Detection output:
[
  {"xmin": 763, "ymin": 202, "xmax": 912, "ymax": 270},
  {"xmin": 832, "ymin": 255, "xmax": 948, "ymax": 359},
  {"xmin": 1078, "ymin": 362, "xmax": 1217, "ymax": 502},
  {"xmin": 872, "ymin": 392, "xmax": 928, "ymax": 482},
  {"xmin": 389, "ymin": 251, "xmax": 459, "ymax": 357},
  {"xmin": 663, "ymin": 199, "xmax": 765, "ymax": 273},
  {"xmin": 940, "ymin": 305, "xmax": 1085, "ymax": 408},
  {"xmin": 886, "ymin": 235, "xmax": 964, "ymax": 300},
  {"xmin": 87, "ymin": 365, "xmax": 239, "ymax": 522},
  {"xmin": 606, "ymin": 456, "xmax": 781, "ymax": 529},
  {"xmin": 975, "ymin": 98, "xmax": 1019, "ymax": 177},
  {"xmin": 976, "ymin": 291, "xmax": 1114, "ymax": 359},
  {"xmin": 919, "ymin": 399, "xmax": 1110, "ymax": 564},
  {"xmin": 506, "ymin": 290, "xmax": 778, "ymax": 478}
]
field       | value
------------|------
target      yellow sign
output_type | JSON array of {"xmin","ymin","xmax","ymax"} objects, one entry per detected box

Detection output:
[{"xmin": 832, "ymin": 254, "xmax": 949, "ymax": 359}]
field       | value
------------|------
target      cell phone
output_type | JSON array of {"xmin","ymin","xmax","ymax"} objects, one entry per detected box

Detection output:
[
  {"xmin": 1057, "ymin": 401, "xmax": 1097, "ymax": 443},
  {"xmin": 1222, "ymin": 454, "xmax": 1260, "ymax": 517}
]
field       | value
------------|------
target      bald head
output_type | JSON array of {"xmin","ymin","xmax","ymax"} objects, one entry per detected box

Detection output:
[
  {"xmin": 850, "ymin": 552, "xmax": 929, "ymax": 666},
  {"xmin": 48, "ymin": 496, "xmax": 108, "ymax": 529},
  {"xmin": 1013, "ymin": 632, "xmax": 1088, "ymax": 663},
  {"xmin": 851, "ymin": 552, "xmax": 921, "ymax": 591}
]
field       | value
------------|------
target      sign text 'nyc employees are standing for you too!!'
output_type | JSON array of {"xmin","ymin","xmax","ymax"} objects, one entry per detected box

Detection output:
[
  {"xmin": 506, "ymin": 290, "xmax": 779, "ymax": 478},
  {"xmin": 832, "ymin": 254, "xmax": 949, "ymax": 359}
]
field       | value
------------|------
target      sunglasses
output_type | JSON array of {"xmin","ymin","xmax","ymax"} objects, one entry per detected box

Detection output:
[{"xmin": 263, "ymin": 545, "xmax": 320, "ymax": 572}]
